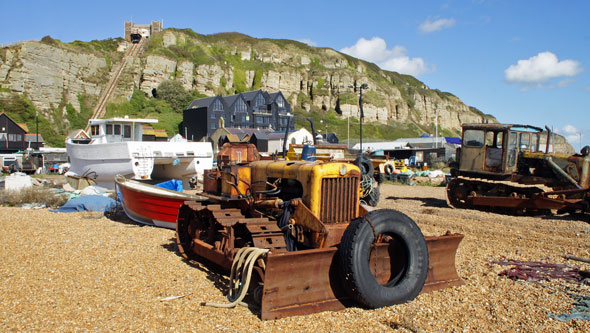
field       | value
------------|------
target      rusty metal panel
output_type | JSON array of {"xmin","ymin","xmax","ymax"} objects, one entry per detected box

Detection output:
[
  {"xmin": 261, "ymin": 248, "xmax": 351, "ymax": 320},
  {"xmin": 221, "ymin": 165, "xmax": 251, "ymax": 198},
  {"xmin": 190, "ymin": 238, "xmax": 233, "ymax": 269},
  {"xmin": 260, "ymin": 233, "xmax": 464, "ymax": 320},
  {"xmin": 459, "ymin": 146, "xmax": 485, "ymax": 172},
  {"xmin": 320, "ymin": 177, "xmax": 359, "ymax": 224},
  {"xmin": 252, "ymin": 234, "xmax": 286, "ymax": 250},
  {"xmin": 422, "ymin": 233, "xmax": 464, "ymax": 292}
]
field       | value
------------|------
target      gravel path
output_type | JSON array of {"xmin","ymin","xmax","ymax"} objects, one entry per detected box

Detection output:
[{"xmin": 1, "ymin": 184, "xmax": 589, "ymax": 331}]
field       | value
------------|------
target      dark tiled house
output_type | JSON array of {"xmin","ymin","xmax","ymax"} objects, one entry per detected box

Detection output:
[
  {"xmin": 0, "ymin": 112, "xmax": 44, "ymax": 153},
  {"xmin": 183, "ymin": 90, "xmax": 293, "ymax": 141}
]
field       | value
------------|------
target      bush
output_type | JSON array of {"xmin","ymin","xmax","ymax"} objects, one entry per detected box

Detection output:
[
  {"xmin": 0, "ymin": 187, "xmax": 69, "ymax": 208},
  {"xmin": 154, "ymin": 80, "xmax": 192, "ymax": 112}
]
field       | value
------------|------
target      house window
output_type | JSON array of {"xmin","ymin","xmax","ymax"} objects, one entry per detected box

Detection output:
[
  {"xmin": 8, "ymin": 134, "xmax": 22, "ymax": 141},
  {"xmin": 256, "ymin": 94, "xmax": 265, "ymax": 106},
  {"xmin": 114, "ymin": 124, "xmax": 121, "ymax": 135},
  {"xmin": 211, "ymin": 113, "xmax": 216, "ymax": 119},
  {"xmin": 106, "ymin": 124, "xmax": 113, "ymax": 135},
  {"xmin": 123, "ymin": 125, "xmax": 131, "ymax": 138},
  {"xmin": 91, "ymin": 125, "xmax": 100, "ymax": 136},
  {"xmin": 256, "ymin": 116, "xmax": 263, "ymax": 123},
  {"xmin": 276, "ymin": 95, "xmax": 284, "ymax": 108},
  {"xmin": 210, "ymin": 123, "xmax": 216, "ymax": 130},
  {"xmin": 213, "ymin": 100, "xmax": 223, "ymax": 111},
  {"xmin": 235, "ymin": 99, "xmax": 247, "ymax": 113}
]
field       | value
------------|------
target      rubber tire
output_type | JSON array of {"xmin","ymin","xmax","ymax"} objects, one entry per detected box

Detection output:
[
  {"xmin": 339, "ymin": 209, "xmax": 428, "ymax": 308},
  {"xmin": 354, "ymin": 155, "xmax": 374, "ymax": 177},
  {"xmin": 366, "ymin": 185, "xmax": 380, "ymax": 207},
  {"xmin": 384, "ymin": 164, "xmax": 394, "ymax": 175}
]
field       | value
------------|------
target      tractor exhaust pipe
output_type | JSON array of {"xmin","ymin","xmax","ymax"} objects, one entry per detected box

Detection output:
[{"xmin": 545, "ymin": 126, "xmax": 552, "ymax": 153}]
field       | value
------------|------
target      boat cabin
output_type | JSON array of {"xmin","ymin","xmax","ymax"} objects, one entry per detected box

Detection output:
[{"xmin": 87, "ymin": 117, "xmax": 159, "ymax": 144}]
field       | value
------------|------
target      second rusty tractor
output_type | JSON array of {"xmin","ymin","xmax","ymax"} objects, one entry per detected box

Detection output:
[{"xmin": 447, "ymin": 123, "xmax": 590, "ymax": 216}]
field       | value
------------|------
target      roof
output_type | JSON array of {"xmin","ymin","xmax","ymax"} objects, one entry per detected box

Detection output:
[
  {"xmin": 241, "ymin": 90, "xmax": 263, "ymax": 102},
  {"xmin": 223, "ymin": 94, "xmax": 242, "ymax": 108},
  {"xmin": 88, "ymin": 117, "xmax": 158, "ymax": 125},
  {"xmin": 17, "ymin": 123, "xmax": 29, "ymax": 132},
  {"xmin": 142, "ymin": 126, "xmax": 155, "ymax": 136},
  {"xmin": 267, "ymin": 132, "xmax": 287, "ymax": 140},
  {"xmin": 153, "ymin": 129, "xmax": 168, "ymax": 138},
  {"xmin": 394, "ymin": 137, "xmax": 446, "ymax": 145},
  {"xmin": 462, "ymin": 123, "xmax": 544, "ymax": 133},
  {"xmin": 67, "ymin": 129, "xmax": 90, "ymax": 139},
  {"xmin": 0, "ymin": 112, "xmax": 26, "ymax": 133},
  {"xmin": 251, "ymin": 131, "xmax": 269, "ymax": 140},
  {"xmin": 445, "ymin": 137, "xmax": 462, "ymax": 144},
  {"xmin": 351, "ymin": 141, "xmax": 409, "ymax": 151},
  {"xmin": 187, "ymin": 96, "xmax": 219, "ymax": 110},
  {"xmin": 25, "ymin": 133, "xmax": 44, "ymax": 143},
  {"xmin": 268, "ymin": 92, "xmax": 281, "ymax": 100}
]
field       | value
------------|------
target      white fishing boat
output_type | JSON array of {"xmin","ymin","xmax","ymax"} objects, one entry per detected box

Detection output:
[{"xmin": 66, "ymin": 117, "xmax": 213, "ymax": 189}]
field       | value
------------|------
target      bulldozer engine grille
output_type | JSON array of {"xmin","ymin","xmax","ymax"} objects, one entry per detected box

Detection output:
[{"xmin": 320, "ymin": 176, "xmax": 359, "ymax": 223}]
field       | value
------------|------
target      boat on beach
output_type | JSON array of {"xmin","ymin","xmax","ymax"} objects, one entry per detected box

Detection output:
[
  {"xmin": 66, "ymin": 117, "xmax": 213, "ymax": 189},
  {"xmin": 115, "ymin": 175, "xmax": 206, "ymax": 229}
]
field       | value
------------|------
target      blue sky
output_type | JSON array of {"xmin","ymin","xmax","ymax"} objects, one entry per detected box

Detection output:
[{"xmin": 2, "ymin": 1, "xmax": 589, "ymax": 149}]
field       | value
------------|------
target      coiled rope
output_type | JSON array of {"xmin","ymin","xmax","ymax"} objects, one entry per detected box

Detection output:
[{"xmin": 202, "ymin": 247, "xmax": 269, "ymax": 308}]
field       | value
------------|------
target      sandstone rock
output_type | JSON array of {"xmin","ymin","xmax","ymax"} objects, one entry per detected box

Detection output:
[
  {"xmin": 177, "ymin": 61, "xmax": 195, "ymax": 91},
  {"xmin": 139, "ymin": 55, "xmax": 177, "ymax": 96},
  {"xmin": 162, "ymin": 32, "xmax": 177, "ymax": 47},
  {"xmin": 240, "ymin": 49, "xmax": 251, "ymax": 61},
  {"xmin": 2, "ymin": 42, "xmax": 106, "ymax": 113},
  {"xmin": 300, "ymin": 55, "xmax": 310, "ymax": 66}
]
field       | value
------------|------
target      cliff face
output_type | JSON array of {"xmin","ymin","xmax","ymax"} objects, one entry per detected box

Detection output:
[
  {"xmin": 0, "ymin": 30, "xmax": 494, "ymax": 136},
  {"xmin": 0, "ymin": 42, "xmax": 107, "ymax": 115}
]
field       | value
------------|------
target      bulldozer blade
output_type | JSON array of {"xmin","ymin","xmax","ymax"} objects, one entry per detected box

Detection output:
[
  {"xmin": 422, "ymin": 233, "xmax": 464, "ymax": 292},
  {"xmin": 261, "ymin": 247, "xmax": 352, "ymax": 320},
  {"xmin": 260, "ymin": 233, "xmax": 464, "ymax": 320}
]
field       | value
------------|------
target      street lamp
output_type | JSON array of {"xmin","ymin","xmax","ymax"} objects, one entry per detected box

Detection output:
[{"xmin": 349, "ymin": 83, "xmax": 369, "ymax": 155}]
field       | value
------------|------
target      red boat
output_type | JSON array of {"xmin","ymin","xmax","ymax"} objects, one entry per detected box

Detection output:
[{"xmin": 115, "ymin": 175, "xmax": 205, "ymax": 229}]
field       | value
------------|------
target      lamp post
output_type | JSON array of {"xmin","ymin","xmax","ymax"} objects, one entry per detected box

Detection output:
[
  {"xmin": 351, "ymin": 83, "xmax": 369, "ymax": 155},
  {"xmin": 36, "ymin": 110, "xmax": 39, "ymax": 150}
]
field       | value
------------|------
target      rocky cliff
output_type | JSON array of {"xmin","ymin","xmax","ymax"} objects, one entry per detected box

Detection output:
[{"xmin": 1, "ymin": 30, "xmax": 495, "ymax": 137}]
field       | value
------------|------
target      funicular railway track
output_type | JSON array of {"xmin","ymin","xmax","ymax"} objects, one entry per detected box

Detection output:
[{"xmin": 85, "ymin": 38, "xmax": 145, "ymax": 132}]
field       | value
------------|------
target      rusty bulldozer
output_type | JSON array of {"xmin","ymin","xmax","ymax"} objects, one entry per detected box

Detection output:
[
  {"xmin": 176, "ymin": 142, "xmax": 463, "ymax": 319},
  {"xmin": 447, "ymin": 123, "xmax": 590, "ymax": 215}
]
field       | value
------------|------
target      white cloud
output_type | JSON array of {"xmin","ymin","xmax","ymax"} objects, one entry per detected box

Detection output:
[
  {"xmin": 505, "ymin": 51, "xmax": 583, "ymax": 84},
  {"xmin": 419, "ymin": 17, "xmax": 456, "ymax": 33},
  {"xmin": 341, "ymin": 37, "xmax": 433, "ymax": 76},
  {"xmin": 298, "ymin": 38, "xmax": 316, "ymax": 47},
  {"xmin": 556, "ymin": 125, "xmax": 584, "ymax": 148}
]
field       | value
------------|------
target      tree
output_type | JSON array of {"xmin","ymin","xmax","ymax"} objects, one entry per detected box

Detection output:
[{"xmin": 154, "ymin": 80, "xmax": 192, "ymax": 112}]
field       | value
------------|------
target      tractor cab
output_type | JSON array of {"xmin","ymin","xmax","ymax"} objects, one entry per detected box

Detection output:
[{"xmin": 457, "ymin": 124, "xmax": 544, "ymax": 176}]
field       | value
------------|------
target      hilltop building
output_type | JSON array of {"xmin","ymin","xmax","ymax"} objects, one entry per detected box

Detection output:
[
  {"xmin": 124, "ymin": 21, "xmax": 163, "ymax": 42},
  {"xmin": 183, "ymin": 90, "xmax": 293, "ymax": 142}
]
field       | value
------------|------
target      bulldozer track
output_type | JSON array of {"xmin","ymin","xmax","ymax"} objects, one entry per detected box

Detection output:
[
  {"xmin": 447, "ymin": 177, "xmax": 553, "ymax": 215},
  {"xmin": 85, "ymin": 38, "xmax": 145, "ymax": 132},
  {"xmin": 176, "ymin": 202, "xmax": 286, "ymax": 264}
]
